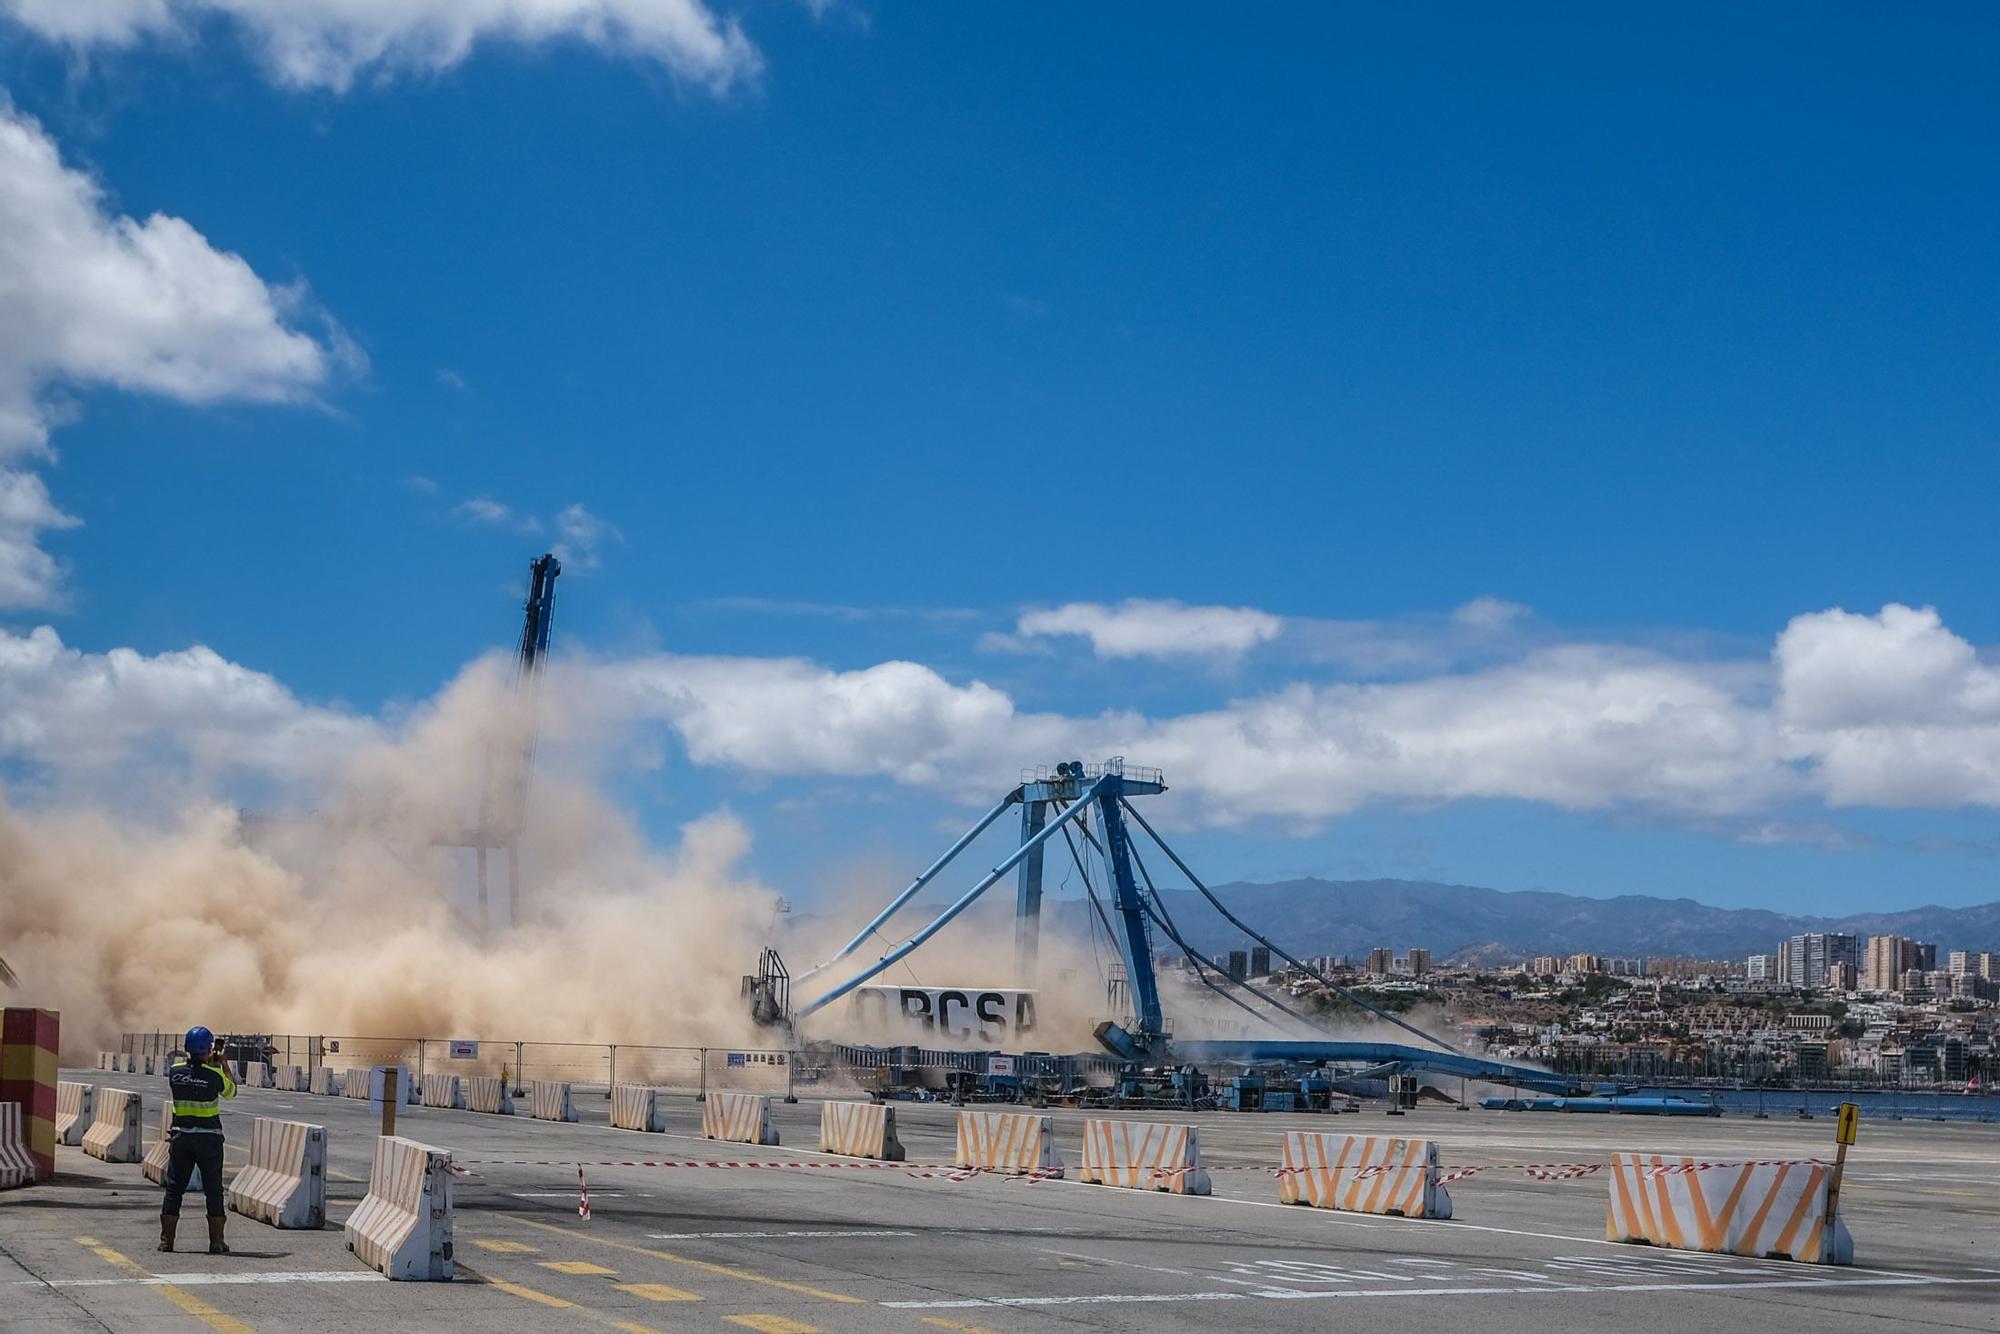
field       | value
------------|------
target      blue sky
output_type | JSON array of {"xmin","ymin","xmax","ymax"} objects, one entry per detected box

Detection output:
[{"xmin": 2, "ymin": 3, "xmax": 1998, "ymax": 923}]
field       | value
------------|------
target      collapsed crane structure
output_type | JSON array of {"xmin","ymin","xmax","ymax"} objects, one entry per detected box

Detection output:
[
  {"xmin": 772, "ymin": 758, "xmax": 1572, "ymax": 1099},
  {"xmin": 442, "ymin": 553, "xmax": 561, "ymax": 938}
]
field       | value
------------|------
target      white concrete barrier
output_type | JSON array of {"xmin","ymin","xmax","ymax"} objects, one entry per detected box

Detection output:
[
  {"xmin": 142, "ymin": 1102, "xmax": 174, "ymax": 1186},
  {"xmin": 818, "ymin": 1101, "xmax": 904, "ymax": 1160},
  {"xmin": 122, "ymin": 1054, "xmax": 138, "ymax": 1074},
  {"xmin": 702, "ymin": 1090, "xmax": 778, "ymax": 1146},
  {"xmin": 1080, "ymin": 1118, "xmax": 1209, "ymax": 1195},
  {"xmin": 1606, "ymin": 1152, "xmax": 1852, "ymax": 1265},
  {"xmin": 610, "ymin": 1084, "xmax": 663, "ymax": 1132},
  {"xmin": 0, "ymin": 1103, "xmax": 35, "ymax": 1189},
  {"xmin": 530, "ymin": 1081, "xmax": 577, "ymax": 1123},
  {"xmin": 465, "ymin": 1076, "xmax": 514, "ymax": 1115},
  {"xmin": 420, "ymin": 1074, "xmax": 463, "ymax": 1110},
  {"xmin": 272, "ymin": 1065, "xmax": 304, "ymax": 1092},
  {"xmin": 310, "ymin": 1066, "xmax": 342, "ymax": 1097},
  {"xmin": 1277, "ymin": 1131, "xmax": 1451, "ymax": 1219},
  {"xmin": 97, "ymin": 1052, "xmax": 111, "ymax": 1070},
  {"xmin": 82, "ymin": 1088, "xmax": 144, "ymax": 1165},
  {"xmin": 244, "ymin": 1061, "xmax": 273, "ymax": 1089},
  {"xmin": 227, "ymin": 1117, "xmax": 326, "ymax": 1229},
  {"xmin": 346, "ymin": 1135, "xmax": 454, "ymax": 1280},
  {"xmin": 55, "ymin": 1082, "xmax": 95, "ymax": 1148},
  {"xmin": 953, "ymin": 1109, "xmax": 1059, "ymax": 1176},
  {"xmin": 141, "ymin": 1055, "xmax": 157, "ymax": 1076},
  {"xmin": 341, "ymin": 1067, "xmax": 418, "ymax": 1104}
]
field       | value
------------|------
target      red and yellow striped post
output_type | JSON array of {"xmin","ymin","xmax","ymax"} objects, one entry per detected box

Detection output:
[{"xmin": 0, "ymin": 1008, "xmax": 60, "ymax": 1182}]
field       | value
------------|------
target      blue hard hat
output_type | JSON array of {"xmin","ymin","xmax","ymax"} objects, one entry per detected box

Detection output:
[{"xmin": 184, "ymin": 1026, "xmax": 214, "ymax": 1055}]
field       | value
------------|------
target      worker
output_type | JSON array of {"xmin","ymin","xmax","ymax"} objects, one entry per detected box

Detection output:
[{"xmin": 159, "ymin": 1026, "xmax": 237, "ymax": 1254}]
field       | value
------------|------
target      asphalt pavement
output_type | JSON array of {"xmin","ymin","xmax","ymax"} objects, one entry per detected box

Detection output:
[{"xmin": 5, "ymin": 1067, "xmax": 1998, "ymax": 1332}]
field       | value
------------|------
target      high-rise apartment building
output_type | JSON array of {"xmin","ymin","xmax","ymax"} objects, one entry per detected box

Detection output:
[
  {"xmin": 1250, "ymin": 946, "xmax": 1272, "ymax": 977},
  {"xmin": 1746, "ymin": 953, "xmax": 1779, "ymax": 982},
  {"xmin": 1407, "ymin": 948, "xmax": 1432, "ymax": 977},
  {"xmin": 1783, "ymin": 933, "xmax": 1860, "ymax": 990},
  {"xmin": 1366, "ymin": 947, "xmax": 1394, "ymax": 976},
  {"xmin": 1866, "ymin": 935, "xmax": 1917, "ymax": 990}
]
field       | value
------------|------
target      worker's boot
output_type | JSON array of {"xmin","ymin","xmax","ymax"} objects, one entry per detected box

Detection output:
[
  {"xmin": 206, "ymin": 1216, "xmax": 230, "ymax": 1256},
  {"xmin": 157, "ymin": 1215, "xmax": 176, "ymax": 1253}
]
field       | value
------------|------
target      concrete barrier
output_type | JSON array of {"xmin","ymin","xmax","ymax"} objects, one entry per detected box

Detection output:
[
  {"xmin": 954, "ymin": 1109, "xmax": 1060, "ymax": 1176},
  {"xmin": 1080, "ymin": 1118, "xmax": 1209, "ymax": 1195},
  {"xmin": 141, "ymin": 1101, "xmax": 211, "ymax": 1197},
  {"xmin": 609, "ymin": 1083, "xmax": 663, "ymax": 1132},
  {"xmin": 1606, "ymin": 1152, "xmax": 1852, "ymax": 1265},
  {"xmin": 244, "ymin": 1061, "xmax": 273, "ymax": 1089},
  {"xmin": 81, "ymin": 1088, "xmax": 144, "ymax": 1165},
  {"xmin": 420, "ymin": 1074, "xmax": 463, "ymax": 1110},
  {"xmin": 121, "ymin": 1053, "xmax": 137, "ymax": 1074},
  {"xmin": 346, "ymin": 1135, "xmax": 454, "ymax": 1280},
  {"xmin": 465, "ymin": 1076, "xmax": 514, "ymax": 1115},
  {"xmin": 530, "ymin": 1081, "xmax": 577, "ymax": 1123},
  {"xmin": 227, "ymin": 1117, "xmax": 326, "ymax": 1229},
  {"xmin": 97, "ymin": 1052, "xmax": 112, "ymax": 1071},
  {"xmin": 271, "ymin": 1065, "xmax": 304, "ymax": 1092},
  {"xmin": 310, "ymin": 1066, "xmax": 342, "ymax": 1097},
  {"xmin": 55, "ymin": 1081, "xmax": 94, "ymax": 1147},
  {"xmin": 702, "ymin": 1090, "xmax": 778, "ymax": 1146},
  {"xmin": 342, "ymin": 1067, "xmax": 417, "ymax": 1104},
  {"xmin": 141, "ymin": 1055, "xmax": 157, "ymax": 1076},
  {"xmin": 0, "ymin": 1103, "xmax": 35, "ymax": 1189},
  {"xmin": 1277, "ymin": 1131, "xmax": 1451, "ymax": 1219},
  {"xmin": 818, "ymin": 1100, "xmax": 904, "ymax": 1160}
]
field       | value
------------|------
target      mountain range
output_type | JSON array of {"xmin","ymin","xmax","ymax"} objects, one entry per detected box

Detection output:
[{"xmin": 1033, "ymin": 878, "xmax": 2000, "ymax": 967}]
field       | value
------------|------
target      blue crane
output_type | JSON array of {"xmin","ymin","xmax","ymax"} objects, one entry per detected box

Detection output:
[{"xmin": 790, "ymin": 758, "xmax": 1573, "ymax": 1096}]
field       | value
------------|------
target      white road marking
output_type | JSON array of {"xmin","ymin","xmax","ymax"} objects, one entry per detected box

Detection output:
[
  {"xmin": 880, "ymin": 1276, "xmax": 2000, "ymax": 1308},
  {"xmin": 1028, "ymin": 1247, "xmax": 1193, "ymax": 1277},
  {"xmin": 646, "ymin": 1229, "xmax": 916, "ymax": 1240},
  {"xmin": 513, "ymin": 1192, "xmax": 624, "ymax": 1199}
]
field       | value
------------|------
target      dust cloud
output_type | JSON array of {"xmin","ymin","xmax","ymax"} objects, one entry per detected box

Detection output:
[{"xmin": 0, "ymin": 657, "xmax": 783, "ymax": 1060}]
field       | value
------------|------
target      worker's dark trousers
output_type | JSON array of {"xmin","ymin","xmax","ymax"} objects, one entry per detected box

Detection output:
[{"xmin": 161, "ymin": 1131, "xmax": 226, "ymax": 1218}]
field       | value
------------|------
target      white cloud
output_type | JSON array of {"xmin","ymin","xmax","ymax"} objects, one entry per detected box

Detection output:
[
  {"xmin": 11, "ymin": 601, "xmax": 2000, "ymax": 841},
  {"xmin": 453, "ymin": 496, "xmax": 535, "ymax": 530},
  {"xmin": 0, "ymin": 101, "xmax": 334, "ymax": 460},
  {"xmin": 553, "ymin": 502, "xmax": 621, "ymax": 570},
  {"xmin": 0, "ymin": 101, "xmax": 340, "ymax": 606},
  {"xmin": 0, "ymin": 625, "xmax": 373, "ymax": 786},
  {"xmin": 1011, "ymin": 598, "xmax": 1284, "ymax": 659},
  {"xmin": 0, "ymin": 471, "xmax": 81, "ymax": 609},
  {"xmin": 1450, "ymin": 595, "xmax": 1530, "ymax": 632},
  {"xmin": 0, "ymin": 0, "xmax": 761, "ymax": 95}
]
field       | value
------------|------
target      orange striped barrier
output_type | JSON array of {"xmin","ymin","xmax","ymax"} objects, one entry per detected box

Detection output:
[
  {"xmin": 346, "ymin": 1135, "xmax": 454, "ymax": 1280},
  {"xmin": 702, "ymin": 1090, "xmax": 779, "ymax": 1146},
  {"xmin": 1277, "ymin": 1131, "xmax": 1451, "ymax": 1219},
  {"xmin": 55, "ymin": 1081, "xmax": 94, "ymax": 1147},
  {"xmin": 1080, "ymin": 1118, "xmax": 1209, "ymax": 1195},
  {"xmin": 82, "ymin": 1088, "xmax": 143, "ymax": 1165},
  {"xmin": 610, "ymin": 1083, "xmax": 664, "ymax": 1132},
  {"xmin": 954, "ymin": 1109, "xmax": 1061, "ymax": 1177},
  {"xmin": 1605, "ymin": 1152, "xmax": 1852, "ymax": 1265},
  {"xmin": 141, "ymin": 1102, "xmax": 176, "ymax": 1186},
  {"xmin": 0, "ymin": 1102, "xmax": 35, "ymax": 1189},
  {"xmin": 465, "ymin": 1076, "xmax": 514, "ymax": 1115},
  {"xmin": 420, "ymin": 1074, "xmax": 463, "ymax": 1110},
  {"xmin": 530, "ymin": 1080, "xmax": 577, "ymax": 1123},
  {"xmin": 819, "ymin": 1100, "xmax": 904, "ymax": 1160},
  {"xmin": 227, "ymin": 1117, "xmax": 326, "ymax": 1228}
]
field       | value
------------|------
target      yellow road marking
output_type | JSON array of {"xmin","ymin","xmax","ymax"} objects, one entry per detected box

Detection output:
[
  {"xmin": 473, "ymin": 1239, "xmax": 540, "ymax": 1254},
  {"xmin": 72, "ymin": 1236, "xmax": 254, "ymax": 1334},
  {"xmin": 924, "ymin": 1321, "xmax": 1002, "ymax": 1334},
  {"xmin": 614, "ymin": 1282, "xmax": 702, "ymax": 1302},
  {"xmin": 542, "ymin": 1260, "xmax": 617, "ymax": 1275},
  {"xmin": 503, "ymin": 1216, "xmax": 862, "ymax": 1304},
  {"xmin": 457, "ymin": 1263, "xmax": 661, "ymax": 1333},
  {"xmin": 726, "ymin": 1318, "xmax": 820, "ymax": 1334}
]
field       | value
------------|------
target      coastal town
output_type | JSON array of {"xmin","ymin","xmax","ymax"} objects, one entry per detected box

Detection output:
[{"xmin": 1235, "ymin": 933, "xmax": 1999, "ymax": 1088}]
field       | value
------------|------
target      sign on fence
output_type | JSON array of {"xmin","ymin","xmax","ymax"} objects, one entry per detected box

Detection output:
[
  {"xmin": 449, "ymin": 1041, "xmax": 479, "ymax": 1060},
  {"xmin": 986, "ymin": 1056, "xmax": 1016, "ymax": 1076}
]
